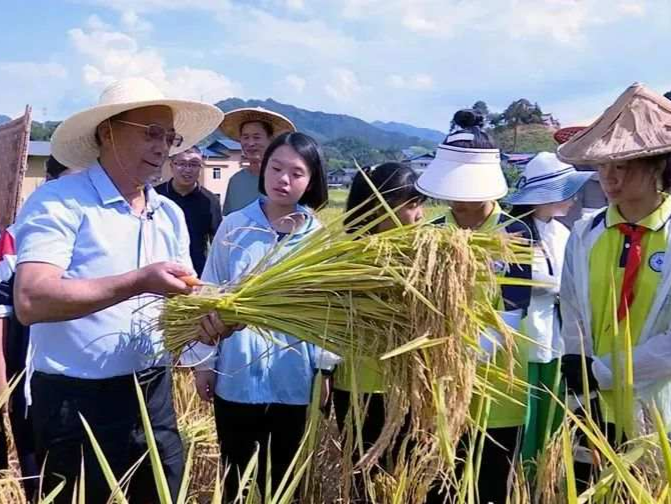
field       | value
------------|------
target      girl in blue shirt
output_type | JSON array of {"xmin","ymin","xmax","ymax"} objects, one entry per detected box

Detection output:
[{"xmin": 192, "ymin": 132, "xmax": 338, "ymax": 499}]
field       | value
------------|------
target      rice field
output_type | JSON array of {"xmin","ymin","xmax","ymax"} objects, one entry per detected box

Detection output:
[{"xmin": 1, "ymin": 195, "xmax": 670, "ymax": 503}]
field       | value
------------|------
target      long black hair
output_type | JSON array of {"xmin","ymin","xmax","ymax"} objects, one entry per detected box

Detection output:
[
  {"xmin": 344, "ymin": 162, "xmax": 426, "ymax": 234},
  {"xmin": 258, "ymin": 132, "xmax": 329, "ymax": 209}
]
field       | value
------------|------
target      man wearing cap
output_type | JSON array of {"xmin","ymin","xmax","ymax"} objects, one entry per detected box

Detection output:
[
  {"xmin": 155, "ymin": 146, "xmax": 222, "ymax": 276},
  {"xmin": 220, "ymin": 107, "xmax": 295, "ymax": 215},
  {"xmin": 557, "ymin": 83, "xmax": 671, "ymax": 483},
  {"xmin": 12, "ymin": 77, "xmax": 226, "ymax": 502}
]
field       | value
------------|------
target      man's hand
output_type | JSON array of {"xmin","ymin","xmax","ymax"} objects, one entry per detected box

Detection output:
[
  {"xmin": 136, "ymin": 262, "xmax": 194, "ymax": 297},
  {"xmin": 194, "ymin": 369, "xmax": 216, "ymax": 402},
  {"xmin": 197, "ymin": 311, "xmax": 244, "ymax": 346}
]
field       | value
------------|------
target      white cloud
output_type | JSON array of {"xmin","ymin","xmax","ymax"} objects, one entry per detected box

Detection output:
[
  {"xmin": 617, "ymin": 1, "xmax": 646, "ymax": 15},
  {"xmin": 285, "ymin": 0, "xmax": 305, "ymax": 9},
  {"xmin": 284, "ymin": 74, "xmax": 307, "ymax": 94},
  {"xmin": 214, "ymin": 8, "xmax": 358, "ymax": 66},
  {"xmin": 325, "ymin": 68, "xmax": 363, "ymax": 102},
  {"xmin": 68, "ymin": 24, "xmax": 240, "ymax": 102},
  {"xmin": 0, "ymin": 62, "xmax": 69, "ymax": 117},
  {"xmin": 120, "ymin": 9, "xmax": 153, "ymax": 33},
  {"xmin": 0, "ymin": 62, "xmax": 68, "ymax": 80},
  {"xmin": 387, "ymin": 73, "xmax": 434, "ymax": 90}
]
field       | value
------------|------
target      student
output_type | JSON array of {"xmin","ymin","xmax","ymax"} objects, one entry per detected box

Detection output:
[
  {"xmin": 503, "ymin": 152, "xmax": 592, "ymax": 459},
  {"xmin": 416, "ymin": 109, "xmax": 532, "ymax": 504},
  {"xmin": 191, "ymin": 132, "xmax": 339, "ymax": 499},
  {"xmin": 557, "ymin": 83, "xmax": 671, "ymax": 484},
  {"xmin": 334, "ymin": 162, "xmax": 425, "ymax": 501}
]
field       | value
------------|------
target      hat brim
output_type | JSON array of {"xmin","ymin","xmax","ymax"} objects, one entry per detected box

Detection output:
[
  {"xmin": 51, "ymin": 99, "xmax": 224, "ymax": 169},
  {"xmin": 503, "ymin": 171, "xmax": 593, "ymax": 206},
  {"xmin": 220, "ymin": 108, "xmax": 296, "ymax": 141},
  {"xmin": 416, "ymin": 159, "xmax": 508, "ymax": 202}
]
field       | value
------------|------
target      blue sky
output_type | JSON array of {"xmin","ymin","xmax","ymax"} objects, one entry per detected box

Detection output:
[{"xmin": 1, "ymin": 0, "xmax": 670, "ymax": 132}]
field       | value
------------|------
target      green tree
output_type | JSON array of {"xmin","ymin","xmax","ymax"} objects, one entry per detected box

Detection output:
[
  {"xmin": 472, "ymin": 101, "xmax": 490, "ymax": 119},
  {"xmin": 502, "ymin": 99, "xmax": 544, "ymax": 151}
]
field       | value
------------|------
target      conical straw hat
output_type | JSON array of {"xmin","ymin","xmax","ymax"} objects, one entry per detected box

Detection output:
[{"xmin": 557, "ymin": 83, "xmax": 671, "ymax": 165}]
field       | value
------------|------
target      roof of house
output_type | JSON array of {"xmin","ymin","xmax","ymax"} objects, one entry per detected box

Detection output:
[{"xmin": 204, "ymin": 138, "xmax": 241, "ymax": 157}]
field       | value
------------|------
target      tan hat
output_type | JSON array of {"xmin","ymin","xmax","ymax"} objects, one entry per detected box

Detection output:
[
  {"xmin": 51, "ymin": 77, "xmax": 224, "ymax": 169},
  {"xmin": 219, "ymin": 107, "xmax": 296, "ymax": 141},
  {"xmin": 557, "ymin": 83, "xmax": 671, "ymax": 165}
]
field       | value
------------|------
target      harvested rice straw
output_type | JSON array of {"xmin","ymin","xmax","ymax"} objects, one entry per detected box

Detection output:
[{"xmin": 159, "ymin": 206, "xmax": 532, "ymax": 496}]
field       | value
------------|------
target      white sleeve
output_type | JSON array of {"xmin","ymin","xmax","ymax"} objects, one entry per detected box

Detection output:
[
  {"xmin": 592, "ymin": 329, "xmax": 671, "ymax": 391},
  {"xmin": 559, "ymin": 232, "xmax": 593, "ymax": 358}
]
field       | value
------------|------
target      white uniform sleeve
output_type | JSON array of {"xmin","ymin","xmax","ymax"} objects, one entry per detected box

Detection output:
[
  {"xmin": 592, "ymin": 329, "xmax": 671, "ymax": 391},
  {"xmin": 560, "ymin": 231, "xmax": 595, "ymax": 357}
]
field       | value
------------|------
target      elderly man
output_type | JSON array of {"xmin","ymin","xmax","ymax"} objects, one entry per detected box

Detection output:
[
  {"xmin": 220, "ymin": 107, "xmax": 295, "ymax": 215},
  {"xmin": 13, "ymin": 77, "xmax": 226, "ymax": 503},
  {"xmin": 155, "ymin": 147, "xmax": 222, "ymax": 276}
]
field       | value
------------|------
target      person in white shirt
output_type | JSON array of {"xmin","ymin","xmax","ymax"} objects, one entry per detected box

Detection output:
[{"xmin": 503, "ymin": 152, "xmax": 592, "ymax": 459}]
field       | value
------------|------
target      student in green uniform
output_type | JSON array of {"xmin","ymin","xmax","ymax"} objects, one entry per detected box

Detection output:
[
  {"xmin": 335, "ymin": 162, "xmax": 426, "ymax": 502},
  {"xmin": 416, "ymin": 109, "xmax": 532, "ymax": 504},
  {"xmin": 557, "ymin": 83, "xmax": 671, "ymax": 485}
]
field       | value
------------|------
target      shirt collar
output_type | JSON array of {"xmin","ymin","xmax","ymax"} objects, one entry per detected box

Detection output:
[
  {"xmin": 605, "ymin": 194, "xmax": 671, "ymax": 231},
  {"xmin": 445, "ymin": 202, "xmax": 502, "ymax": 231},
  {"xmin": 88, "ymin": 161, "xmax": 163, "ymax": 212}
]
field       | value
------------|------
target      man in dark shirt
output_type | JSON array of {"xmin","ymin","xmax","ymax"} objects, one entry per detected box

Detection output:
[{"xmin": 155, "ymin": 146, "xmax": 222, "ymax": 276}]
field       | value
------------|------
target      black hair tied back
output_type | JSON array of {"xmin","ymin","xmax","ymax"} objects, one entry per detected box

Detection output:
[{"xmin": 453, "ymin": 109, "xmax": 484, "ymax": 130}]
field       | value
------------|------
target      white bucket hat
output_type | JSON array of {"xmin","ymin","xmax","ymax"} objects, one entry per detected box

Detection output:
[
  {"xmin": 502, "ymin": 152, "xmax": 592, "ymax": 206},
  {"xmin": 415, "ymin": 137, "xmax": 508, "ymax": 202},
  {"xmin": 51, "ymin": 77, "xmax": 225, "ymax": 169}
]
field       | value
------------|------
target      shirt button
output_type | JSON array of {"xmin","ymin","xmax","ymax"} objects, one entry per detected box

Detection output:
[{"xmin": 625, "ymin": 243, "xmax": 630, "ymax": 248}]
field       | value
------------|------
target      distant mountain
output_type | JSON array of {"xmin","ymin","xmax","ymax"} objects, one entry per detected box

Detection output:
[
  {"xmin": 371, "ymin": 120, "xmax": 444, "ymax": 144},
  {"xmin": 0, "ymin": 115, "xmax": 11, "ymax": 125},
  {"xmin": 216, "ymin": 98, "xmax": 434, "ymax": 150}
]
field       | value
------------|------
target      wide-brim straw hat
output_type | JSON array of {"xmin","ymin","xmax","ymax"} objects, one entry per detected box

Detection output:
[
  {"xmin": 502, "ymin": 152, "xmax": 593, "ymax": 206},
  {"xmin": 557, "ymin": 83, "xmax": 671, "ymax": 165},
  {"xmin": 220, "ymin": 107, "xmax": 296, "ymax": 141},
  {"xmin": 415, "ymin": 143, "xmax": 508, "ymax": 202},
  {"xmin": 51, "ymin": 77, "xmax": 224, "ymax": 169}
]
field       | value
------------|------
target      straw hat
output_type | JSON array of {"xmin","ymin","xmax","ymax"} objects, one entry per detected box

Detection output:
[
  {"xmin": 502, "ymin": 152, "xmax": 592, "ymax": 206},
  {"xmin": 51, "ymin": 77, "xmax": 224, "ymax": 169},
  {"xmin": 557, "ymin": 83, "xmax": 671, "ymax": 165},
  {"xmin": 219, "ymin": 107, "xmax": 296, "ymax": 141},
  {"xmin": 416, "ymin": 135, "xmax": 508, "ymax": 202}
]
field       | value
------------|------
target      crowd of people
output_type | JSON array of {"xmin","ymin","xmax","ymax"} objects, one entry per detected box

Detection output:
[{"xmin": 1, "ymin": 76, "xmax": 671, "ymax": 503}]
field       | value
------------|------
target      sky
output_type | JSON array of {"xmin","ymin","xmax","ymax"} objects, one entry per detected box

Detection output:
[{"xmin": 1, "ymin": 0, "xmax": 670, "ymax": 132}]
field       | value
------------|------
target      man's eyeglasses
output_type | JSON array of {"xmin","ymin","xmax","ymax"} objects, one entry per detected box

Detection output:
[
  {"xmin": 114, "ymin": 120, "xmax": 184, "ymax": 148},
  {"xmin": 172, "ymin": 160, "xmax": 203, "ymax": 170}
]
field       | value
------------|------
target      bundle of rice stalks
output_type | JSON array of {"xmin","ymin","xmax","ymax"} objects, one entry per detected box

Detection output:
[{"xmin": 159, "ymin": 204, "xmax": 532, "ymax": 498}]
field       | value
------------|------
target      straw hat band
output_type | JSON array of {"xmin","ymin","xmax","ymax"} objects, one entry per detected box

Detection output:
[
  {"xmin": 517, "ymin": 166, "xmax": 575, "ymax": 188},
  {"xmin": 436, "ymin": 144, "xmax": 501, "ymax": 164}
]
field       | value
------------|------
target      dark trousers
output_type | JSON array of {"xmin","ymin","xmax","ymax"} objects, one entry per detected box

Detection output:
[
  {"xmin": 31, "ymin": 368, "xmax": 184, "ymax": 504},
  {"xmin": 333, "ymin": 389, "xmax": 386, "ymax": 455},
  {"xmin": 427, "ymin": 426, "xmax": 522, "ymax": 504},
  {"xmin": 333, "ymin": 390, "xmax": 413, "ymax": 502},
  {"xmin": 214, "ymin": 397, "xmax": 307, "ymax": 501}
]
